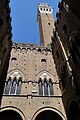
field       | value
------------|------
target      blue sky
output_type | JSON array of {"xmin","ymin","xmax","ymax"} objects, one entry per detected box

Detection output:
[{"xmin": 10, "ymin": 0, "xmax": 60, "ymax": 45}]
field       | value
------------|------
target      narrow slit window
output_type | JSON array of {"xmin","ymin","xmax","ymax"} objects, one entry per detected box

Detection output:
[
  {"xmin": 63, "ymin": 24, "xmax": 68, "ymax": 33},
  {"xmin": 39, "ymin": 78, "xmax": 43, "ymax": 95}
]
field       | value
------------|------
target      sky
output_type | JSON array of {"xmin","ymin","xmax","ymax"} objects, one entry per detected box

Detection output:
[{"xmin": 10, "ymin": 0, "xmax": 60, "ymax": 45}]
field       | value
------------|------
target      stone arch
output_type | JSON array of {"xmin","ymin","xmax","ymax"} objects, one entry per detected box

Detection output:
[
  {"xmin": 22, "ymin": 47, "xmax": 26, "ymax": 52},
  {"xmin": 17, "ymin": 47, "xmax": 21, "ymax": 49},
  {"xmin": 7, "ymin": 69, "xmax": 25, "ymax": 81},
  {"xmin": 17, "ymin": 47, "xmax": 22, "ymax": 52},
  {"xmin": 37, "ymin": 71, "xmax": 55, "ymax": 96},
  {"xmin": 27, "ymin": 47, "xmax": 31, "ymax": 51},
  {"xmin": 36, "ymin": 70, "xmax": 54, "ymax": 82},
  {"xmin": 42, "ymin": 48, "xmax": 46, "ymax": 52},
  {"xmin": 4, "ymin": 69, "xmax": 24, "ymax": 94},
  {"xmin": 32, "ymin": 107, "xmax": 66, "ymax": 120},
  {"xmin": 32, "ymin": 48, "xmax": 37, "ymax": 51},
  {"xmin": 11, "ymin": 57, "xmax": 17, "ymax": 61},
  {"xmin": 0, "ymin": 106, "xmax": 26, "ymax": 120},
  {"xmin": 68, "ymin": 100, "xmax": 80, "ymax": 120}
]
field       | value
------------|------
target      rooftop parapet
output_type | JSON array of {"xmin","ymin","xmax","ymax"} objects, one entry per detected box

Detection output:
[{"xmin": 37, "ymin": 3, "xmax": 53, "ymax": 21}]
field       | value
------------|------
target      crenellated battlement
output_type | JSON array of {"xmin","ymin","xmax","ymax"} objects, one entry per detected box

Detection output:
[
  {"xmin": 37, "ymin": 3, "xmax": 53, "ymax": 21},
  {"xmin": 12, "ymin": 42, "xmax": 52, "ymax": 54},
  {"xmin": 38, "ymin": 3, "xmax": 53, "ymax": 13}
]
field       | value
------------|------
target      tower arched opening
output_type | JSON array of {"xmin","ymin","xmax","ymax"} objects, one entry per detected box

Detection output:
[
  {"xmin": 35, "ymin": 110, "xmax": 63, "ymax": 120},
  {"xmin": 0, "ymin": 110, "xmax": 23, "ymax": 120}
]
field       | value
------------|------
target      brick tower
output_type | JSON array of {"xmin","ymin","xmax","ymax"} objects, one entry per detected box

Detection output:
[
  {"xmin": 37, "ymin": 3, "xmax": 55, "ymax": 47},
  {"xmin": 1, "ymin": 3, "xmax": 67, "ymax": 120}
]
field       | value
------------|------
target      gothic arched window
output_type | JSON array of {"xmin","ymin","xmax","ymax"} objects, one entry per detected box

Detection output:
[
  {"xmin": 39, "ymin": 78, "xmax": 43, "ymax": 95},
  {"xmin": 5, "ymin": 77, "xmax": 11, "ymax": 94},
  {"xmin": 11, "ymin": 77, "xmax": 17, "ymax": 94},
  {"xmin": 16, "ymin": 78, "xmax": 22, "ymax": 95},
  {"xmin": 38, "ymin": 72, "xmax": 54, "ymax": 96}
]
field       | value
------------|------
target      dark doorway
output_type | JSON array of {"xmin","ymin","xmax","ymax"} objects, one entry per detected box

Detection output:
[
  {"xmin": 35, "ymin": 110, "xmax": 63, "ymax": 120},
  {"xmin": 69, "ymin": 101, "xmax": 80, "ymax": 120},
  {"xmin": 0, "ymin": 110, "xmax": 23, "ymax": 120}
]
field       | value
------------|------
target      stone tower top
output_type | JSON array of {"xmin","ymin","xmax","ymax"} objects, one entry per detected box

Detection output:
[
  {"xmin": 37, "ymin": 3, "xmax": 53, "ymax": 21},
  {"xmin": 38, "ymin": 3, "xmax": 53, "ymax": 13},
  {"xmin": 37, "ymin": 3, "xmax": 54, "ymax": 47}
]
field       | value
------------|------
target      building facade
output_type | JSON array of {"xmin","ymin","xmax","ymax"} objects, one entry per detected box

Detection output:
[
  {"xmin": 0, "ymin": 0, "xmax": 12, "ymax": 103},
  {"xmin": 0, "ymin": 3, "xmax": 67, "ymax": 120},
  {"xmin": 52, "ymin": 0, "xmax": 80, "ymax": 120}
]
